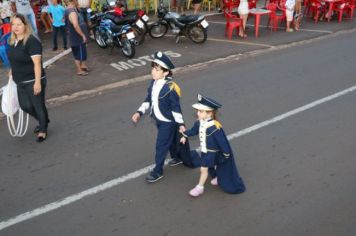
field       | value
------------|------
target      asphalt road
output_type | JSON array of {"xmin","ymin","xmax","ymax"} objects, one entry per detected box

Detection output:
[{"xmin": 1, "ymin": 22, "xmax": 356, "ymax": 236}]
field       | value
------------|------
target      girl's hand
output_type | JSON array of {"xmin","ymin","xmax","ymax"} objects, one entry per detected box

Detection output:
[
  {"xmin": 132, "ymin": 112, "xmax": 141, "ymax": 123},
  {"xmin": 34, "ymin": 82, "xmax": 41, "ymax": 95},
  {"xmin": 180, "ymin": 137, "xmax": 186, "ymax": 144}
]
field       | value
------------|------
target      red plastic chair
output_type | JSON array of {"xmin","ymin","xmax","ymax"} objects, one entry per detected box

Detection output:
[
  {"xmin": 303, "ymin": 0, "xmax": 311, "ymax": 15},
  {"xmin": 223, "ymin": 0, "xmax": 240, "ymax": 16},
  {"xmin": 331, "ymin": 0, "xmax": 346, "ymax": 22},
  {"xmin": 248, "ymin": 0, "xmax": 257, "ymax": 9},
  {"xmin": 225, "ymin": 12, "xmax": 243, "ymax": 39},
  {"xmin": 344, "ymin": 0, "xmax": 356, "ymax": 18},
  {"xmin": 266, "ymin": 3, "xmax": 286, "ymax": 31},
  {"xmin": 305, "ymin": 0, "xmax": 324, "ymax": 23}
]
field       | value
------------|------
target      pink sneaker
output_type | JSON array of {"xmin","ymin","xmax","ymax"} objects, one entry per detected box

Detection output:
[
  {"xmin": 210, "ymin": 177, "xmax": 218, "ymax": 186},
  {"xmin": 189, "ymin": 185, "xmax": 204, "ymax": 197}
]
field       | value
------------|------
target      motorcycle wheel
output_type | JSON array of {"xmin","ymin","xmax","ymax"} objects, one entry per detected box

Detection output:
[
  {"xmin": 149, "ymin": 22, "xmax": 168, "ymax": 38},
  {"xmin": 188, "ymin": 25, "xmax": 207, "ymax": 44},
  {"xmin": 94, "ymin": 28, "xmax": 107, "ymax": 48},
  {"xmin": 121, "ymin": 39, "xmax": 136, "ymax": 58},
  {"xmin": 132, "ymin": 25, "xmax": 146, "ymax": 45}
]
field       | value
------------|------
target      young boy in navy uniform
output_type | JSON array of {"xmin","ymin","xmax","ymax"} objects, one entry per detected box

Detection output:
[
  {"xmin": 180, "ymin": 94, "xmax": 246, "ymax": 197},
  {"xmin": 132, "ymin": 51, "xmax": 186, "ymax": 183}
]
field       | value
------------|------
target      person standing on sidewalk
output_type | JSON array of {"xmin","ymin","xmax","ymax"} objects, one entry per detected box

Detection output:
[
  {"xmin": 0, "ymin": 0, "xmax": 13, "ymax": 24},
  {"xmin": 10, "ymin": 0, "xmax": 38, "ymax": 34},
  {"xmin": 7, "ymin": 14, "xmax": 49, "ymax": 142},
  {"xmin": 65, "ymin": 0, "xmax": 89, "ymax": 76},
  {"xmin": 294, "ymin": 0, "xmax": 302, "ymax": 30},
  {"xmin": 285, "ymin": 0, "xmax": 295, "ymax": 32},
  {"xmin": 237, "ymin": 0, "xmax": 249, "ymax": 38},
  {"xmin": 40, "ymin": 0, "xmax": 53, "ymax": 33},
  {"xmin": 192, "ymin": 0, "xmax": 202, "ymax": 15},
  {"xmin": 77, "ymin": 0, "xmax": 90, "ymax": 29},
  {"xmin": 131, "ymin": 51, "xmax": 186, "ymax": 183},
  {"xmin": 48, "ymin": 0, "xmax": 67, "ymax": 51}
]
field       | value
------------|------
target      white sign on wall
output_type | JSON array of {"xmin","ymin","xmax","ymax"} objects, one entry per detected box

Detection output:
[{"xmin": 110, "ymin": 51, "xmax": 182, "ymax": 71}]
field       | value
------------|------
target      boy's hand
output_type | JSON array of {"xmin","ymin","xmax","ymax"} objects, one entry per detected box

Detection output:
[
  {"xmin": 180, "ymin": 137, "xmax": 186, "ymax": 144},
  {"xmin": 179, "ymin": 125, "xmax": 185, "ymax": 133},
  {"xmin": 132, "ymin": 112, "xmax": 141, "ymax": 124}
]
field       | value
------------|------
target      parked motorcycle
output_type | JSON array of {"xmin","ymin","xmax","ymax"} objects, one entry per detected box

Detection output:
[
  {"xmin": 115, "ymin": 7, "xmax": 149, "ymax": 45},
  {"xmin": 89, "ymin": 2, "xmax": 149, "ymax": 45},
  {"xmin": 89, "ymin": 10, "xmax": 137, "ymax": 58},
  {"xmin": 148, "ymin": 1, "xmax": 209, "ymax": 43}
]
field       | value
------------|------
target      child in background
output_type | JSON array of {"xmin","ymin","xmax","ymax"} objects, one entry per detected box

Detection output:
[
  {"xmin": 40, "ymin": 0, "xmax": 53, "ymax": 33},
  {"xmin": 176, "ymin": 0, "xmax": 185, "ymax": 15},
  {"xmin": 48, "ymin": 0, "xmax": 67, "ymax": 50},
  {"xmin": 180, "ymin": 94, "xmax": 246, "ymax": 197},
  {"xmin": 285, "ymin": 0, "xmax": 295, "ymax": 32}
]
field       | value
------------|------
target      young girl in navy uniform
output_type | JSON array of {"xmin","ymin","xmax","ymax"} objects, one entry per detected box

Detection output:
[
  {"xmin": 180, "ymin": 94, "xmax": 246, "ymax": 197},
  {"xmin": 132, "ymin": 51, "xmax": 186, "ymax": 183}
]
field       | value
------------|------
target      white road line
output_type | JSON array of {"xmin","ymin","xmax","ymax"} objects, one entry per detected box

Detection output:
[
  {"xmin": 207, "ymin": 38, "xmax": 273, "ymax": 48},
  {"xmin": 43, "ymin": 48, "xmax": 72, "ymax": 68},
  {"xmin": 1, "ymin": 84, "xmax": 356, "ymax": 231},
  {"xmin": 208, "ymin": 21, "xmax": 333, "ymax": 34},
  {"xmin": 164, "ymin": 34, "xmax": 273, "ymax": 47},
  {"xmin": 227, "ymin": 85, "xmax": 356, "ymax": 139}
]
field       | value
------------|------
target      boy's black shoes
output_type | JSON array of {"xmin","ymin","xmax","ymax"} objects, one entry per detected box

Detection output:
[
  {"xmin": 145, "ymin": 172, "xmax": 163, "ymax": 183},
  {"xmin": 168, "ymin": 158, "xmax": 183, "ymax": 167},
  {"xmin": 33, "ymin": 126, "xmax": 40, "ymax": 133}
]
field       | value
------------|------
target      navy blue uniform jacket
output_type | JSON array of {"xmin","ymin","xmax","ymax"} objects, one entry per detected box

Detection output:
[
  {"xmin": 137, "ymin": 77, "xmax": 184, "ymax": 124},
  {"xmin": 184, "ymin": 120, "xmax": 246, "ymax": 194}
]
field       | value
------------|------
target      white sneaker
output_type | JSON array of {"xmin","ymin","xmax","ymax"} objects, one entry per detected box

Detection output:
[
  {"xmin": 189, "ymin": 185, "xmax": 204, "ymax": 197},
  {"xmin": 210, "ymin": 177, "xmax": 218, "ymax": 186}
]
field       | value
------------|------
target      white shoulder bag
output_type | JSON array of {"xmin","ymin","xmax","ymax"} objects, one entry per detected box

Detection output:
[{"xmin": 1, "ymin": 77, "xmax": 29, "ymax": 137}]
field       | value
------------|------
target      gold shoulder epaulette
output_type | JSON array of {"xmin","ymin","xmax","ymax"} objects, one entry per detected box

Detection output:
[
  {"xmin": 169, "ymin": 82, "xmax": 181, "ymax": 97},
  {"xmin": 214, "ymin": 120, "xmax": 222, "ymax": 129}
]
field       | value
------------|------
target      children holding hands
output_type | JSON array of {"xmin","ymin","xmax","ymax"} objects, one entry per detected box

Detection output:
[{"xmin": 132, "ymin": 52, "xmax": 246, "ymax": 197}]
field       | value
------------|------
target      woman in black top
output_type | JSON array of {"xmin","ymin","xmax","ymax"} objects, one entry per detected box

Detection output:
[{"xmin": 7, "ymin": 14, "xmax": 49, "ymax": 142}]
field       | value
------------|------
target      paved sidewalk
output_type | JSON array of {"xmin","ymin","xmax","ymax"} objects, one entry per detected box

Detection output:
[{"xmin": 1, "ymin": 9, "xmax": 355, "ymax": 101}]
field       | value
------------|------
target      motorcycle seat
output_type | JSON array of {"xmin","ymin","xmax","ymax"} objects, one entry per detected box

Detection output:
[
  {"xmin": 106, "ymin": 13, "xmax": 135, "ymax": 25},
  {"xmin": 111, "ymin": 24, "xmax": 123, "ymax": 33},
  {"xmin": 177, "ymin": 15, "xmax": 200, "ymax": 24}
]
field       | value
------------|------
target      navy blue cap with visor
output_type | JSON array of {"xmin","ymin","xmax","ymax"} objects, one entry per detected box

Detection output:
[
  {"xmin": 152, "ymin": 51, "xmax": 175, "ymax": 70},
  {"xmin": 192, "ymin": 94, "xmax": 222, "ymax": 111}
]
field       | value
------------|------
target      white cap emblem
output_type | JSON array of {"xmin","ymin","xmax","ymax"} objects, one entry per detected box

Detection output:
[
  {"xmin": 157, "ymin": 51, "xmax": 163, "ymax": 58},
  {"xmin": 198, "ymin": 94, "xmax": 202, "ymax": 101}
]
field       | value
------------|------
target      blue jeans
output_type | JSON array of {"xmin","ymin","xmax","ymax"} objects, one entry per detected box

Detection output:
[
  {"xmin": 2, "ymin": 17, "xmax": 10, "ymax": 23},
  {"xmin": 25, "ymin": 11, "xmax": 38, "ymax": 34},
  {"xmin": 0, "ymin": 45, "xmax": 10, "ymax": 68}
]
